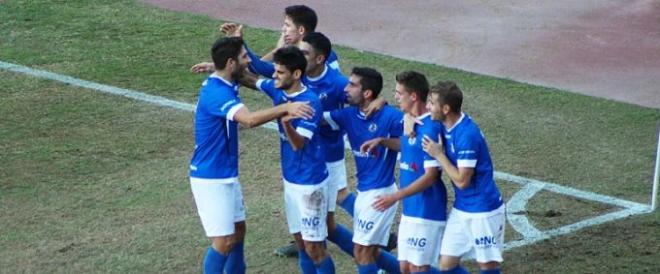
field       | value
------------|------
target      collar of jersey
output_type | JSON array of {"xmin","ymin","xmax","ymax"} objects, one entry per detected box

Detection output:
[
  {"xmin": 305, "ymin": 65, "xmax": 328, "ymax": 82},
  {"xmin": 445, "ymin": 112, "xmax": 466, "ymax": 133},
  {"xmin": 283, "ymin": 86, "xmax": 308, "ymax": 98},
  {"xmin": 209, "ymin": 73, "xmax": 236, "ymax": 87}
]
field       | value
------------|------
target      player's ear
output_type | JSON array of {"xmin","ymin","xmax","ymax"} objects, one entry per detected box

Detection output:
[
  {"xmin": 293, "ymin": 69, "xmax": 302, "ymax": 80},
  {"xmin": 298, "ymin": 25, "xmax": 306, "ymax": 36},
  {"xmin": 225, "ymin": 58, "xmax": 235, "ymax": 70},
  {"xmin": 363, "ymin": 89, "xmax": 373, "ymax": 100},
  {"xmin": 315, "ymin": 54, "xmax": 325, "ymax": 65},
  {"xmin": 442, "ymin": 104, "xmax": 451, "ymax": 115}
]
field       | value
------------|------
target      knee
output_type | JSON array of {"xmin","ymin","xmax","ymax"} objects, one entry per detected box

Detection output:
[
  {"xmin": 304, "ymin": 242, "xmax": 326, "ymax": 262},
  {"xmin": 211, "ymin": 236, "xmax": 236, "ymax": 255}
]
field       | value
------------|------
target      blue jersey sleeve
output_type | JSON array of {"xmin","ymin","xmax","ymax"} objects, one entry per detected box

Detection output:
[
  {"xmin": 206, "ymin": 89, "xmax": 244, "ymax": 121},
  {"xmin": 388, "ymin": 110, "xmax": 404, "ymax": 137},
  {"xmin": 327, "ymin": 50, "xmax": 340, "ymax": 70},
  {"xmin": 420, "ymin": 122, "xmax": 443, "ymax": 169},
  {"xmin": 325, "ymin": 109, "xmax": 347, "ymax": 131},
  {"xmin": 245, "ymin": 45, "xmax": 275, "ymax": 78},
  {"xmin": 256, "ymin": 79, "xmax": 280, "ymax": 101},
  {"xmin": 294, "ymin": 101, "xmax": 322, "ymax": 140},
  {"xmin": 455, "ymin": 131, "xmax": 480, "ymax": 168}
]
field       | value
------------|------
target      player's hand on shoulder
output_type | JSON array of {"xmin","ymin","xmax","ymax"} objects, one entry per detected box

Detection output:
[
  {"xmin": 285, "ymin": 101, "xmax": 315, "ymax": 120},
  {"xmin": 364, "ymin": 97, "xmax": 386, "ymax": 118},
  {"xmin": 422, "ymin": 134, "xmax": 444, "ymax": 158},
  {"xmin": 403, "ymin": 113, "xmax": 421, "ymax": 138},
  {"xmin": 190, "ymin": 62, "xmax": 214, "ymax": 74}
]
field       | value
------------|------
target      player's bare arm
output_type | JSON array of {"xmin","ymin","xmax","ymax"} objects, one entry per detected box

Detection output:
[
  {"xmin": 281, "ymin": 116, "xmax": 307, "ymax": 151},
  {"xmin": 372, "ymin": 167, "xmax": 439, "ymax": 211},
  {"xmin": 360, "ymin": 137, "xmax": 400, "ymax": 154},
  {"xmin": 363, "ymin": 97, "xmax": 387, "ymax": 118},
  {"xmin": 233, "ymin": 101, "xmax": 313, "ymax": 129},
  {"xmin": 422, "ymin": 134, "xmax": 474, "ymax": 189}
]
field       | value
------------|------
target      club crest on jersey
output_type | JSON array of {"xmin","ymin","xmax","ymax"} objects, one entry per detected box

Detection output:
[
  {"xmin": 408, "ymin": 137, "xmax": 416, "ymax": 145},
  {"xmin": 368, "ymin": 123, "xmax": 378, "ymax": 132},
  {"xmin": 318, "ymin": 92, "xmax": 328, "ymax": 101}
]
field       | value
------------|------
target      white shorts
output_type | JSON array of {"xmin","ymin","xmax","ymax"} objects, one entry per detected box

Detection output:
[
  {"xmin": 284, "ymin": 178, "xmax": 330, "ymax": 241},
  {"xmin": 353, "ymin": 184, "xmax": 398, "ymax": 246},
  {"xmin": 440, "ymin": 205, "xmax": 505, "ymax": 263},
  {"xmin": 326, "ymin": 159, "xmax": 348, "ymax": 212},
  {"xmin": 397, "ymin": 215, "xmax": 445, "ymax": 267},
  {"xmin": 190, "ymin": 177, "xmax": 246, "ymax": 237}
]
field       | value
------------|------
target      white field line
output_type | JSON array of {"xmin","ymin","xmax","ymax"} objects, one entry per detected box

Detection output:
[{"xmin": 1, "ymin": 60, "xmax": 653, "ymax": 250}]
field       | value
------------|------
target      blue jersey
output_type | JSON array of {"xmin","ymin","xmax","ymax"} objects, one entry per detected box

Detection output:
[
  {"xmin": 303, "ymin": 65, "xmax": 349, "ymax": 162},
  {"xmin": 245, "ymin": 45, "xmax": 340, "ymax": 78},
  {"xmin": 326, "ymin": 105, "xmax": 403, "ymax": 191},
  {"xmin": 257, "ymin": 79, "xmax": 329, "ymax": 185},
  {"xmin": 443, "ymin": 113, "xmax": 503, "ymax": 212},
  {"xmin": 189, "ymin": 74, "xmax": 244, "ymax": 180},
  {"xmin": 399, "ymin": 113, "xmax": 447, "ymax": 221}
]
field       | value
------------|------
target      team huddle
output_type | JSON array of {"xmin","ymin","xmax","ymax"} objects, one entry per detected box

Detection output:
[{"xmin": 188, "ymin": 5, "xmax": 504, "ymax": 274}]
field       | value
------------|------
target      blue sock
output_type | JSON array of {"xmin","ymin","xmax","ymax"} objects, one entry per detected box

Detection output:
[
  {"xmin": 298, "ymin": 249, "xmax": 317, "ymax": 274},
  {"xmin": 480, "ymin": 268, "xmax": 500, "ymax": 274},
  {"xmin": 327, "ymin": 224, "xmax": 354, "ymax": 257},
  {"xmin": 224, "ymin": 242, "xmax": 246, "ymax": 274},
  {"xmin": 439, "ymin": 265, "xmax": 470, "ymax": 274},
  {"xmin": 357, "ymin": 263, "xmax": 379, "ymax": 274},
  {"xmin": 315, "ymin": 256, "xmax": 335, "ymax": 274},
  {"xmin": 339, "ymin": 192, "xmax": 356, "ymax": 217},
  {"xmin": 203, "ymin": 247, "xmax": 228, "ymax": 274},
  {"xmin": 375, "ymin": 251, "xmax": 401, "ymax": 274}
]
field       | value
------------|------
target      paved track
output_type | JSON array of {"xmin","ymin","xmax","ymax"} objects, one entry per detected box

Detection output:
[{"xmin": 144, "ymin": 0, "xmax": 660, "ymax": 109}]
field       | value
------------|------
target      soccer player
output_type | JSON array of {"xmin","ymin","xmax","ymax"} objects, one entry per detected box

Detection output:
[
  {"xmin": 422, "ymin": 82, "xmax": 505, "ymax": 274},
  {"xmin": 246, "ymin": 46, "xmax": 336, "ymax": 273},
  {"xmin": 189, "ymin": 37, "xmax": 314, "ymax": 274},
  {"xmin": 364, "ymin": 71, "xmax": 447, "ymax": 274},
  {"xmin": 323, "ymin": 67, "xmax": 403, "ymax": 274}
]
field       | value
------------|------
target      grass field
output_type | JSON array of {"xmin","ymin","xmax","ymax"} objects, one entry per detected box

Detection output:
[{"xmin": 1, "ymin": 0, "xmax": 659, "ymax": 273}]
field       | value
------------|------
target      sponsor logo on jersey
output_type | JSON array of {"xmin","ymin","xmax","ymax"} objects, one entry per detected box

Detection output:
[
  {"xmin": 352, "ymin": 149, "xmax": 379, "ymax": 158},
  {"xmin": 399, "ymin": 162, "xmax": 418, "ymax": 172}
]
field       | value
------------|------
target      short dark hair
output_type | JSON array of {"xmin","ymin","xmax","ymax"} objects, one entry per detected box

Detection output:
[
  {"xmin": 211, "ymin": 37, "xmax": 243, "ymax": 70},
  {"xmin": 351, "ymin": 67, "xmax": 383, "ymax": 98},
  {"xmin": 430, "ymin": 81, "xmax": 463, "ymax": 113},
  {"xmin": 284, "ymin": 5, "xmax": 317, "ymax": 33},
  {"xmin": 302, "ymin": 32, "xmax": 332, "ymax": 62},
  {"xmin": 395, "ymin": 71, "xmax": 429, "ymax": 101},
  {"xmin": 273, "ymin": 46, "xmax": 307, "ymax": 76}
]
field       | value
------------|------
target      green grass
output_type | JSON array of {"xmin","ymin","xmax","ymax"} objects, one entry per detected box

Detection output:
[{"xmin": 1, "ymin": 0, "xmax": 659, "ymax": 273}]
